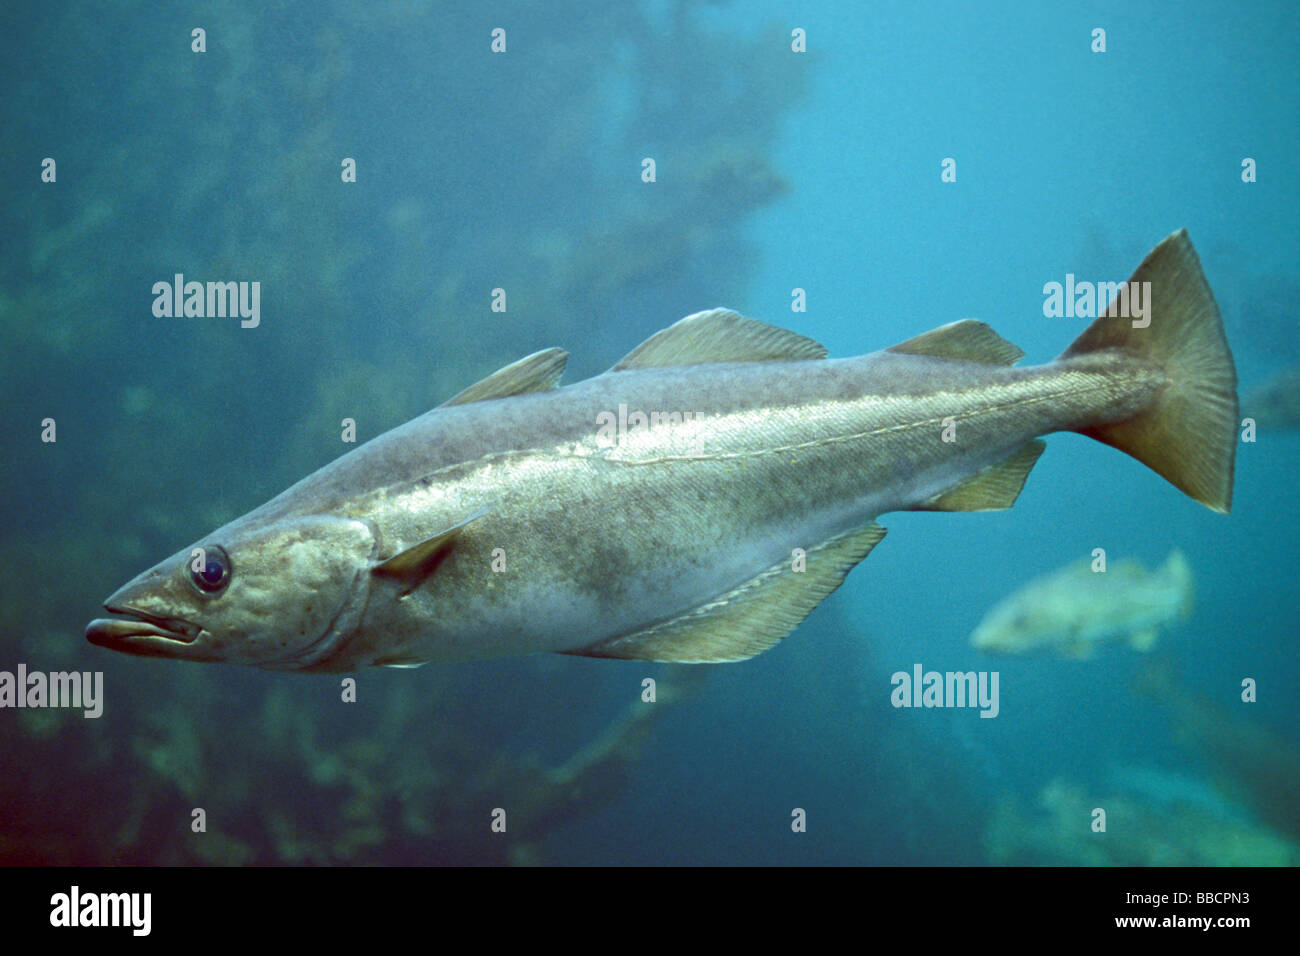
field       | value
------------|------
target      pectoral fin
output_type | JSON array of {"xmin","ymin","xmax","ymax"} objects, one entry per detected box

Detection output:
[
  {"xmin": 567, "ymin": 522, "xmax": 887, "ymax": 662},
  {"xmin": 371, "ymin": 507, "xmax": 490, "ymax": 595}
]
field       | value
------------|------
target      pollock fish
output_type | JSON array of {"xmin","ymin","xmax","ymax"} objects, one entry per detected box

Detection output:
[
  {"xmin": 86, "ymin": 231, "xmax": 1237, "ymax": 669},
  {"xmin": 970, "ymin": 550, "xmax": 1194, "ymax": 658}
]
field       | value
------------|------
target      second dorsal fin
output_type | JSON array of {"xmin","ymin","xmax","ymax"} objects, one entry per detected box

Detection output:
[
  {"xmin": 887, "ymin": 319, "xmax": 1024, "ymax": 366},
  {"xmin": 440, "ymin": 348, "xmax": 568, "ymax": 407},
  {"xmin": 611, "ymin": 308, "xmax": 827, "ymax": 371}
]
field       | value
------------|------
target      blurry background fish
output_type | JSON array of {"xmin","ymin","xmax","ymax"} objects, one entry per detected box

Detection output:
[
  {"xmin": 1243, "ymin": 363, "xmax": 1300, "ymax": 429},
  {"xmin": 970, "ymin": 551, "xmax": 1193, "ymax": 658}
]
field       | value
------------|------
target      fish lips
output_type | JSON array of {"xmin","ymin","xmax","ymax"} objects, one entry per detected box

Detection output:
[{"xmin": 85, "ymin": 604, "xmax": 203, "ymax": 658}]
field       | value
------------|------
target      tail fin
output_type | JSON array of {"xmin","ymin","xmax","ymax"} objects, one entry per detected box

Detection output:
[{"xmin": 1060, "ymin": 230, "xmax": 1238, "ymax": 513}]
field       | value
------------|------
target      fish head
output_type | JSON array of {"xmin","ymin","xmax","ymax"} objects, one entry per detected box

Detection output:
[
  {"xmin": 970, "ymin": 602, "xmax": 1053, "ymax": 654},
  {"xmin": 86, "ymin": 515, "xmax": 377, "ymax": 668}
]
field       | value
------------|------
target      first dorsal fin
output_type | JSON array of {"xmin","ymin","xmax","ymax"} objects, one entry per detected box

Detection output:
[
  {"xmin": 440, "ymin": 348, "xmax": 568, "ymax": 407},
  {"xmin": 565, "ymin": 522, "xmax": 887, "ymax": 662},
  {"xmin": 371, "ymin": 507, "xmax": 490, "ymax": 595},
  {"xmin": 611, "ymin": 308, "xmax": 827, "ymax": 371},
  {"xmin": 887, "ymin": 319, "xmax": 1024, "ymax": 366}
]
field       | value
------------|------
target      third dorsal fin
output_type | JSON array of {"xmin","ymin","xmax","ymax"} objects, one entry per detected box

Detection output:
[
  {"xmin": 611, "ymin": 308, "xmax": 827, "ymax": 371},
  {"xmin": 887, "ymin": 319, "xmax": 1024, "ymax": 366}
]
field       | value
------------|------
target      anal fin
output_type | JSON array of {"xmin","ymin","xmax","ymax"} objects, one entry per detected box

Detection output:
[
  {"xmin": 566, "ymin": 522, "xmax": 887, "ymax": 663},
  {"xmin": 918, "ymin": 440, "xmax": 1046, "ymax": 512}
]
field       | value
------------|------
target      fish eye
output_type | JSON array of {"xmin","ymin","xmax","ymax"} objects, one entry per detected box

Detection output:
[{"xmin": 188, "ymin": 544, "xmax": 232, "ymax": 596}]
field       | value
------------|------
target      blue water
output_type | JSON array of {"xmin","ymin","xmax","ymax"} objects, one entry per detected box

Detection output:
[{"xmin": 1, "ymin": 0, "xmax": 1296, "ymax": 865}]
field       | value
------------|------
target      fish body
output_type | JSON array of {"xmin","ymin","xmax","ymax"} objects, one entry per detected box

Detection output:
[
  {"xmin": 970, "ymin": 551, "xmax": 1193, "ymax": 658},
  {"xmin": 86, "ymin": 231, "xmax": 1237, "ymax": 670}
]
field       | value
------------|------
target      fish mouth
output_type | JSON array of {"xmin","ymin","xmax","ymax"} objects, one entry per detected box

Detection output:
[{"xmin": 85, "ymin": 604, "xmax": 202, "ymax": 654}]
